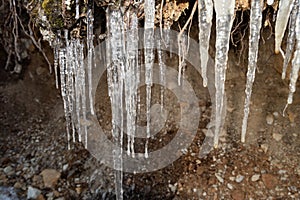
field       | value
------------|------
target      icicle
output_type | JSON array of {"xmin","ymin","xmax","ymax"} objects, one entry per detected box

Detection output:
[
  {"xmin": 213, "ymin": 0, "xmax": 235, "ymax": 148},
  {"xmin": 144, "ymin": 0, "xmax": 155, "ymax": 158},
  {"xmin": 241, "ymin": 0, "xmax": 263, "ymax": 143},
  {"xmin": 87, "ymin": 6, "xmax": 95, "ymax": 115},
  {"xmin": 275, "ymin": 0, "xmax": 294, "ymax": 56},
  {"xmin": 59, "ymin": 47, "xmax": 71, "ymax": 150},
  {"xmin": 75, "ymin": 0, "xmax": 80, "ymax": 19},
  {"xmin": 65, "ymin": 31, "xmax": 76, "ymax": 143},
  {"xmin": 54, "ymin": 34, "xmax": 60, "ymax": 89},
  {"xmin": 107, "ymin": 8, "xmax": 125, "ymax": 200},
  {"xmin": 282, "ymin": 1, "xmax": 299, "ymax": 80},
  {"xmin": 198, "ymin": 0, "xmax": 213, "ymax": 87},
  {"xmin": 157, "ymin": 39, "xmax": 166, "ymax": 111},
  {"xmin": 285, "ymin": 4, "xmax": 300, "ymax": 113},
  {"xmin": 178, "ymin": 32, "xmax": 188, "ymax": 86},
  {"xmin": 125, "ymin": 12, "xmax": 139, "ymax": 157}
]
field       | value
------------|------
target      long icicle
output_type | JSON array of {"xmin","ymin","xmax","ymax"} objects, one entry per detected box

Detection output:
[
  {"xmin": 107, "ymin": 8, "xmax": 125, "ymax": 200},
  {"xmin": 213, "ymin": 0, "xmax": 235, "ymax": 148},
  {"xmin": 284, "ymin": 3, "xmax": 300, "ymax": 113},
  {"xmin": 282, "ymin": 0, "xmax": 299, "ymax": 80},
  {"xmin": 198, "ymin": 0, "xmax": 213, "ymax": 87},
  {"xmin": 87, "ymin": 2, "xmax": 95, "ymax": 115},
  {"xmin": 241, "ymin": 0, "xmax": 263, "ymax": 143},
  {"xmin": 125, "ymin": 11, "xmax": 139, "ymax": 157},
  {"xmin": 144, "ymin": 0, "xmax": 155, "ymax": 158}
]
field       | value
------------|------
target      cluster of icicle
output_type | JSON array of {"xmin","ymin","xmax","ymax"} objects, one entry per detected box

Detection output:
[
  {"xmin": 52, "ymin": 0, "xmax": 300, "ymax": 199},
  {"xmin": 199, "ymin": 0, "xmax": 300, "ymax": 143},
  {"xmin": 241, "ymin": 0, "xmax": 300, "ymax": 142}
]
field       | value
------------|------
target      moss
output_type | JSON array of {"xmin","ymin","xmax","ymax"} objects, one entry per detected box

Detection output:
[{"xmin": 41, "ymin": 0, "xmax": 65, "ymax": 30}]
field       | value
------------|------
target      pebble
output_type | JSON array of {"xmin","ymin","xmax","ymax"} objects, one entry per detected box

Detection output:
[
  {"xmin": 215, "ymin": 173, "xmax": 224, "ymax": 183},
  {"xmin": 262, "ymin": 174, "xmax": 278, "ymax": 189},
  {"xmin": 62, "ymin": 164, "xmax": 69, "ymax": 172},
  {"xmin": 266, "ymin": 114, "xmax": 274, "ymax": 125},
  {"xmin": 273, "ymin": 112, "xmax": 279, "ymax": 118},
  {"xmin": 3, "ymin": 166, "xmax": 14, "ymax": 176},
  {"xmin": 227, "ymin": 183, "xmax": 233, "ymax": 190},
  {"xmin": 235, "ymin": 175, "xmax": 244, "ymax": 183},
  {"xmin": 251, "ymin": 174, "xmax": 260, "ymax": 182},
  {"xmin": 41, "ymin": 169, "xmax": 61, "ymax": 188},
  {"xmin": 261, "ymin": 144, "xmax": 268, "ymax": 153},
  {"xmin": 27, "ymin": 186, "xmax": 41, "ymax": 199},
  {"xmin": 231, "ymin": 189, "xmax": 245, "ymax": 200},
  {"xmin": 272, "ymin": 133, "xmax": 283, "ymax": 141}
]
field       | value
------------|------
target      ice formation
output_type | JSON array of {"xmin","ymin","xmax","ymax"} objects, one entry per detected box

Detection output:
[
  {"xmin": 241, "ymin": 0, "xmax": 263, "ymax": 143},
  {"xmin": 198, "ymin": 0, "xmax": 213, "ymax": 87},
  {"xmin": 285, "ymin": 1, "xmax": 300, "ymax": 111},
  {"xmin": 275, "ymin": 0, "xmax": 294, "ymax": 56},
  {"xmin": 282, "ymin": 0, "xmax": 299, "ymax": 80},
  {"xmin": 144, "ymin": 0, "xmax": 155, "ymax": 158},
  {"xmin": 50, "ymin": 1, "xmax": 300, "ymax": 198},
  {"xmin": 213, "ymin": 0, "xmax": 235, "ymax": 148},
  {"xmin": 106, "ymin": 8, "xmax": 125, "ymax": 200}
]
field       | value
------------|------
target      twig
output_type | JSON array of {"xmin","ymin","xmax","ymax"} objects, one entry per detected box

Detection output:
[{"xmin": 18, "ymin": 16, "xmax": 52, "ymax": 73}]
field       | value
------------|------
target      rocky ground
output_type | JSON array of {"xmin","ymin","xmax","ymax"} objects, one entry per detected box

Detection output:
[{"xmin": 1, "ymin": 19, "xmax": 300, "ymax": 200}]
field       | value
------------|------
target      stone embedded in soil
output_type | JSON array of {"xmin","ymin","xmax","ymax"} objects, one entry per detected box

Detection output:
[
  {"xmin": 261, "ymin": 144, "xmax": 268, "ymax": 153},
  {"xmin": 3, "ymin": 166, "xmax": 14, "ymax": 176},
  {"xmin": 215, "ymin": 173, "xmax": 224, "ymax": 183},
  {"xmin": 262, "ymin": 174, "xmax": 278, "ymax": 189},
  {"xmin": 235, "ymin": 175, "xmax": 244, "ymax": 183},
  {"xmin": 251, "ymin": 174, "xmax": 260, "ymax": 182},
  {"xmin": 231, "ymin": 189, "xmax": 245, "ymax": 200},
  {"xmin": 227, "ymin": 183, "xmax": 234, "ymax": 190},
  {"xmin": 27, "ymin": 186, "xmax": 41, "ymax": 199},
  {"xmin": 41, "ymin": 169, "xmax": 61, "ymax": 188},
  {"xmin": 272, "ymin": 133, "xmax": 283, "ymax": 141},
  {"xmin": 266, "ymin": 114, "xmax": 274, "ymax": 125}
]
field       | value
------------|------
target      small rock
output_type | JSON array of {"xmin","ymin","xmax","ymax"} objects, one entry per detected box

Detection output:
[
  {"xmin": 266, "ymin": 114, "xmax": 274, "ymax": 125},
  {"xmin": 215, "ymin": 173, "xmax": 224, "ymax": 183},
  {"xmin": 27, "ymin": 186, "xmax": 41, "ymax": 199},
  {"xmin": 227, "ymin": 183, "xmax": 233, "ymax": 190},
  {"xmin": 262, "ymin": 174, "xmax": 278, "ymax": 189},
  {"xmin": 231, "ymin": 189, "xmax": 245, "ymax": 200},
  {"xmin": 3, "ymin": 166, "xmax": 14, "ymax": 176},
  {"xmin": 168, "ymin": 184, "xmax": 177, "ymax": 193},
  {"xmin": 273, "ymin": 112, "xmax": 279, "ymax": 118},
  {"xmin": 13, "ymin": 182, "xmax": 22, "ymax": 189},
  {"xmin": 41, "ymin": 169, "xmax": 61, "ymax": 188},
  {"xmin": 251, "ymin": 174, "xmax": 260, "ymax": 182},
  {"xmin": 235, "ymin": 175, "xmax": 244, "ymax": 183},
  {"xmin": 62, "ymin": 164, "xmax": 68, "ymax": 172},
  {"xmin": 36, "ymin": 194, "xmax": 45, "ymax": 200},
  {"xmin": 261, "ymin": 144, "xmax": 268, "ymax": 153},
  {"xmin": 272, "ymin": 133, "xmax": 283, "ymax": 141}
]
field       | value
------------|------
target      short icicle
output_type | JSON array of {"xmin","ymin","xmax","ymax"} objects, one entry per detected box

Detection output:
[
  {"xmin": 213, "ymin": 0, "xmax": 235, "ymax": 148},
  {"xmin": 241, "ymin": 0, "xmax": 263, "ymax": 143}
]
